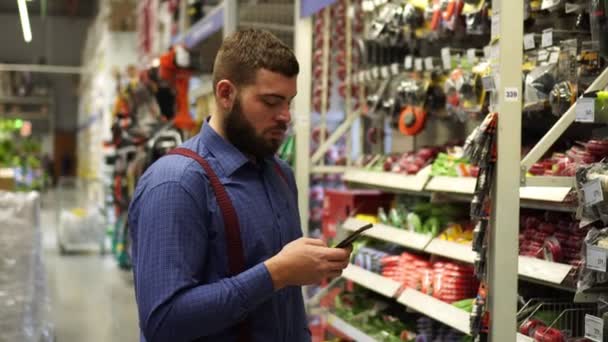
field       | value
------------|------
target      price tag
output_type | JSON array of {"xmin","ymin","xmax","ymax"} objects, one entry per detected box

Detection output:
[
  {"xmin": 482, "ymin": 76, "xmax": 496, "ymax": 91},
  {"xmin": 365, "ymin": 70, "xmax": 373, "ymax": 82},
  {"xmin": 549, "ymin": 52, "xmax": 560, "ymax": 64},
  {"xmin": 585, "ymin": 314, "xmax": 604, "ymax": 342},
  {"xmin": 576, "ymin": 97, "xmax": 595, "ymax": 123},
  {"xmin": 441, "ymin": 47, "xmax": 451, "ymax": 70},
  {"xmin": 390, "ymin": 63, "xmax": 400, "ymax": 76},
  {"xmin": 583, "ymin": 177, "xmax": 604, "ymax": 206},
  {"xmin": 586, "ymin": 245, "xmax": 608, "ymax": 272},
  {"xmin": 371, "ymin": 67, "xmax": 380, "ymax": 79},
  {"xmin": 491, "ymin": 14, "xmax": 500, "ymax": 38},
  {"xmin": 380, "ymin": 66, "xmax": 390, "ymax": 79},
  {"xmin": 565, "ymin": 2, "xmax": 583, "ymax": 13},
  {"xmin": 542, "ymin": 29, "xmax": 553, "ymax": 48},
  {"xmin": 504, "ymin": 87, "xmax": 519, "ymax": 102},
  {"xmin": 467, "ymin": 49, "xmax": 477, "ymax": 64},
  {"xmin": 542, "ymin": 0, "xmax": 560, "ymax": 10},
  {"xmin": 538, "ymin": 50, "xmax": 550, "ymax": 61},
  {"xmin": 524, "ymin": 33, "xmax": 536, "ymax": 50},
  {"xmin": 424, "ymin": 57, "xmax": 434, "ymax": 71},
  {"xmin": 415, "ymin": 58, "xmax": 423, "ymax": 71},
  {"xmin": 405, "ymin": 55, "xmax": 413, "ymax": 70},
  {"xmin": 484, "ymin": 46, "xmax": 491, "ymax": 59},
  {"xmin": 358, "ymin": 71, "xmax": 365, "ymax": 83}
]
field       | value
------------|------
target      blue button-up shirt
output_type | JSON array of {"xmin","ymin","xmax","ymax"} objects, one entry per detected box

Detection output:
[{"xmin": 128, "ymin": 123, "xmax": 310, "ymax": 342}]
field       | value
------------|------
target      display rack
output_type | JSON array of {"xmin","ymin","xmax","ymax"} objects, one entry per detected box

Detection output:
[
  {"xmin": 341, "ymin": 219, "xmax": 574, "ymax": 290},
  {"xmin": 397, "ymin": 289, "xmax": 471, "ymax": 335},
  {"xmin": 326, "ymin": 313, "xmax": 378, "ymax": 342},
  {"xmin": 342, "ymin": 264, "xmax": 402, "ymax": 298}
]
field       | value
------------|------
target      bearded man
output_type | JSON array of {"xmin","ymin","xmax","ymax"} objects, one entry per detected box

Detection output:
[{"xmin": 128, "ymin": 29, "xmax": 352, "ymax": 342}]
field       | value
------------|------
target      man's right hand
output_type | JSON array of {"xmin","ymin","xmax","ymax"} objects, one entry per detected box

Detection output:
[{"xmin": 264, "ymin": 237, "xmax": 352, "ymax": 290}]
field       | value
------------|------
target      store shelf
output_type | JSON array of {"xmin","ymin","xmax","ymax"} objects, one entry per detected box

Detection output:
[
  {"xmin": 0, "ymin": 95, "xmax": 52, "ymax": 105},
  {"xmin": 425, "ymin": 176, "xmax": 477, "ymax": 194},
  {"xmin": 425, "ymin": 239, "xmax": 476, "ymax": 264},
  {"xmin": 342, "ymin": 218, "xmax": 432, "ymax": 251},
  {"xmin": 342, "ymin": 264, "xmax": 402, "ymax": 298},
  {"xmin": 397, "ymin": 288, "xmax": 471, "ymax": 335},
  {"xmin": 518, "ymin": 256, "xmax": 573, "ymax": 286},
  {"xmin": 517, "ymin": 333, "xmax": 535, "ymax": 342},
  {"xmin": 176, "ymin": 3, "xmax": 224, "ymax": 48},
  {"xmin": 342, "ymin": 168, "xmax": 431, "ymax": 193},
  {"xmin": 326, "ymin": 314, "xmax": 378, "ymax": 342},
  {"xmin": 519, "ymin": 186, "xmax": 572, "ymax": 203}
]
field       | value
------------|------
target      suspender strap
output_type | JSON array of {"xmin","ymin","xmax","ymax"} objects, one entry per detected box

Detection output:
[{"xmin": 166, "ymin": 147, "xmax": 250, "ymax": 342}]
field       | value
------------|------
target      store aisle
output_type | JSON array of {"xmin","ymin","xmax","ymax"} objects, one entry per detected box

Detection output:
[{"xmin": 40, "ymin": 191, "xmax": 139, "ymax": 342}]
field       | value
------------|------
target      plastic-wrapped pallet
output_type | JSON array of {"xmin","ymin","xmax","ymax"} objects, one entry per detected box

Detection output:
[{"xmin": 0, "ymin": 191, "xmax": 52, "ymax": 342}]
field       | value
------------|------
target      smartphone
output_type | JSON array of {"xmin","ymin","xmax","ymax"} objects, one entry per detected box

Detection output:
[{"xmin": 334, "ymin": 223, "xmax": 374, "ymax": 248}]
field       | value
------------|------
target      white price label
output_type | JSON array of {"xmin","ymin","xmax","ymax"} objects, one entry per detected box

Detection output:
[
  {"xmin": 424, "ymin": 57, "xmax": 434, "ymax": 71},
  {"xmin": 538, "ymin": 50, "xmax": 550, "ymax": 61},
  {"xmin": 441, "ymin": 47, "xmax": 451, "ymax": 70},
  {"xmin": 482, "ymin": 76, "xmax": 496, "ymax": 91},
  {"xmin": 415, "ymin": 58, "xmax": 423, "ymax": 71},
  {"xmin": 587, "ymin": 245, "xmax": 608, "ymax": 273},
  {"xmin": 405, "ymin": 56, "xmax": 413, "ymax": 70},
  {"xmin": 565, "ymin": 2, "xmax": 583, "ymax": 13},
  {"xmin": 504, "ymin": 87, "xmax": 519, "ymax": 102},
  {"xmin": 542, "ymin": 29, "xmax": 553, "ymax": 48},
  {"xmin": 371, "ymin": 67, "xmax": 380, "ymax": 79},
  {"xmin": 524, "ymin": 33, "xmax": 536, "ymax": 50},
  {"xmin": 542, "ymin": 0, "xmax": 560, "ymax": 10},
  {"xmin": 467, "ymin": 49, "xmax": 477, "ymax": 64},
  {"xmin": 484, "ymin": 46, "xmax": 491, "ymax": 59},
  {"xmin": 390, "ymin": 63, "xmax": 400, "ymax": 76},
  {"xmin": 381, "ymin": 66, "xmax": 390, "ymax": 79},
  {"xmin": 358, "ymin": 71, "xmax": 365, "ymax": 83},
  {"xmin": 491, "ymin": 14, "xmax": 500, "ymax": 38},
  {"xmin": 583, "ymin": 177, "xmax": 604, "ymax": 206},
  {"xmin": 585, "ymin": 314, "xmax": 604, "ymax": 342},
  {"xmin": 576, "ymin": 97, "xmax": 595, "ymax": 123},
  {"xmin": 549, "ymin": 52, "xmax": 560, "ymax": 64},
  {"xmin": 490, "ymin": 44, "xmax": 500, "ymax": 60}
]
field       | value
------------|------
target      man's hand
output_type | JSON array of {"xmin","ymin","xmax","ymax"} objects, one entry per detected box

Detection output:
[{"xmin": 264, "ymin": 238, "xmax": 352, "ymax": 290}]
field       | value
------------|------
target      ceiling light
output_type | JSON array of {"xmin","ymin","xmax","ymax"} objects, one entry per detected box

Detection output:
[{"xmin": 17, "ymin": 0, "xmax": 32, "ymax": 43}]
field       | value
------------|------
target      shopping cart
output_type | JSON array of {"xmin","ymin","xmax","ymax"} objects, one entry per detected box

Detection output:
[
  {"xmin": 55, "ymin": 177, "xmax": 107, "ymax": 254},
  {"xmin": 517, "ymin": 298, "xmax": 597, "ymax": 340}
]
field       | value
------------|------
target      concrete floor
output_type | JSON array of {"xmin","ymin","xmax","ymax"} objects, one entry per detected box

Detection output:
[{"xmin": 41, "ymin": 192, "xmax": 139, "ymax": 342}]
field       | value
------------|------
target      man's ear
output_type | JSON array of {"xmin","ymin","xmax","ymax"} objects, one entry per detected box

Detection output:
[{"xmin": 215, "ymin": 80, "xmax": 236, "ymax": 110}]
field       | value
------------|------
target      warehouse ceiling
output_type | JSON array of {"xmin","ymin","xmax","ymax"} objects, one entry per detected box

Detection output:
[{"xmin": 0, "ymin": 0, "xmax": 98, "ymax": 18}]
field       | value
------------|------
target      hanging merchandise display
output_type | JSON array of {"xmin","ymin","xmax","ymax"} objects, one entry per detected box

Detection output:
[
  {"xmin": 104, "ymin": 54, "xmax": 199, "ymax": 268},
  {"xmin": 298, "ymin": 0, "xmax": 608, "ymax": 338}
]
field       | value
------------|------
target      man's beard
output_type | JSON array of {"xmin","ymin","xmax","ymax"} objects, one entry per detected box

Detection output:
[{"xmin": 224, "ymin": 98, "xmax": 287, "ymax": 159}]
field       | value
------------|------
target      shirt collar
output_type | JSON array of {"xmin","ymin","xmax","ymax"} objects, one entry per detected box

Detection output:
[{"xmin": 199, "ymin": 119, "xmax": 250, "ymax": 176}]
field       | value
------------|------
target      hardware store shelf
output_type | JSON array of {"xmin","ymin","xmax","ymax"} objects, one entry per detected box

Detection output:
[
  {"xmin": 340, "ymin": 224, "xmax": 575, "ymax": 290},
  {"xmin": 425, "ymin": 239, "xmax": 477, "ymax": 264},
  {"xmin": 343, "ymin": 167, "xmax": 431, "ymax": 193},
  {"xmin": 326, "ymin": 314, "xmax": 378, "ymax": 342},
  {"xmin": 342, "ymin": 264, "xmax": 401, "ymax": 298},
  {"xmin": 397, "ymin": 288, "xmax": 471, "ymax": 335},
  {"xmin": 342, "ymin": 218, "xmax": 432, "ymax": 251},
  {"xmin": 344, "ymin": 170, "xmax": 576, "ymax": 211},
  {"xmin": 518, "ymin": 256, "xmax": 573, "ymax": 286}
]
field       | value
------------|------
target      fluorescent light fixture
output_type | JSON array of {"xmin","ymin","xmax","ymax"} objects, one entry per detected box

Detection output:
[{"xmin": 17, "ymin": 0, "xmax": 32, "ymax": 43}]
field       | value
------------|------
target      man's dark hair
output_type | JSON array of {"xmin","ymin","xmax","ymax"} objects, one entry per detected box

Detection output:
[{"xmin": 212, "ymin": 29, "xmax": 299, "ymax": 91}]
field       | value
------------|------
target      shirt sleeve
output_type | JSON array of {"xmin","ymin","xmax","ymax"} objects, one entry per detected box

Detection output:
[{"xmin": 132, "ymin": 181, "xmax": 275, "ymax": 342}]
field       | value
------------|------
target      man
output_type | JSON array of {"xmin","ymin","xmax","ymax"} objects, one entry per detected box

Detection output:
[{"xmin": 129, "ymin": 29, "xmax": 352, "ymax": 342}]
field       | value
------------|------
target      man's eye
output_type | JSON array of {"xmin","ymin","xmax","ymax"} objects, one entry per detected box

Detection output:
[{"xmin": 263, "ymin": 99, "xmax": 280, "ymax": 107}]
